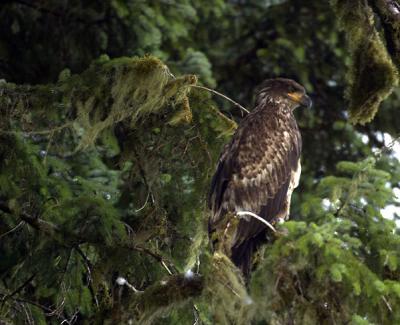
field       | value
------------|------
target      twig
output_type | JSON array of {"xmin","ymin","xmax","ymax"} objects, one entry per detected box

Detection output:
[
  {"xmin": 161, "ymin": 260, "xmax": 173, "ymax": 275},
  {"xmin": 60, "ymin": 309, "xmax": 79, "ymax": 325},
  {"xmin": 116, "ymin": 277, "xmax": 142, "ymax": 293},
  {"xmin": 191, "ymin": 85, "xmax": 250, "ymax": 115},
  {"xmin": 132, "ymin": 145, "xmax": 156, "ymax": 209},
  {"xmin": 75, "ymin": 246, "xmax": 93, "ymax": 279},
  {"xmin": 74, "ymin": 246, "xmax": 99, "ymax": 307},
  {"xmin": 45, "ymin": 297, "xmax": 65, "ymax": 317},
  {"xmin": 43, "ymin": 130, "xmax": 54, "ymax": 165},
  {"xmin": 135, "ymin": 190, "xmax": 151, "ymax": 212},
  {"xmin": 274, "ymin": 272, "xmax": 283, "ymax": 292},
  {"xmin": 0, "ymin": 122, "xmax": 72, "ymax": 135},
  {"xmin": 382, "ymin": 295, "xmax": 393, "ymax": 312},
  {"xmin": 221, "ymin": 281, "xmax": 241, "ymax": 299},
  {"xmin": 0, "ymin": 274, "xmax": 36, "ymax": 303},
  {"xmin": 236, "ymin": 211, "xmax": 276, "ymax": 232},
  {"xmin": 127, "ymin": 244, "xmax": 178, "ymax": 274},
  {"xmin": 375, "ymin": 133, "xmax": 400, "ymax": 157},
  {"xmin": 0, "ymin": 221, "xmax": 24, "ymax": 240},
  {"xmin": 193, "ymin": 303, "xmax": 201, "ymax": 325},
  {"xmin": 21, "ymin": 302, "xmax": 34, "ymax": 325},
  {"xmin": 120, "ymin": 221, "xmax": 134, "ymax": 238}
]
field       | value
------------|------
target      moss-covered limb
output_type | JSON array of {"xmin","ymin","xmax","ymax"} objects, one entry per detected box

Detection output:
[
  {"xmin": 0, "ymin": 55, "xmax": 197, "ymax": 151},
  {"xmin": 200, "ymin": 252, "xmax": 253, "ymax": 324},
  {"xmin": 0, "ymin": 201, "xmax": 178, "ymax": 274},
  {"xmin": 0, "ymin": 201, "xmax": 59, "ymax": 236},
  {"xmin": 131, "ymin": 274, "xmax": 203, "ymax": 323},
  {"xmin": 371, "ymin": 0, "xmax": 400, "ymax": 67},
  {"xmin": 330, "ymin": 0, "xmax": 399, "ymax": 124}
]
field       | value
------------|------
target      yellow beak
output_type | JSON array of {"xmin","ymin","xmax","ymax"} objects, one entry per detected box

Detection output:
[{"xmin": 287, "ymin": 92, "xmax": 312, "ymax": 108}]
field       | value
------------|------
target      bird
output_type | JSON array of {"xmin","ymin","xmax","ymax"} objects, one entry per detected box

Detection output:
[{"xmin": 208, "ymin": 78, "xmax": 312, "ymax": 278}]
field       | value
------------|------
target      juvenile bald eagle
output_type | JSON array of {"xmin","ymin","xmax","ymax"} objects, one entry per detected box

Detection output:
[{"xmin": 208, "ymin": 78, "xmax": 311, "ymax": 277}]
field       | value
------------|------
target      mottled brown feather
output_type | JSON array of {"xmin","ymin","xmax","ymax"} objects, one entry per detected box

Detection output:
[{"xmin": 209, "ymin": 102, "xmax": 301, "ymax": 222}]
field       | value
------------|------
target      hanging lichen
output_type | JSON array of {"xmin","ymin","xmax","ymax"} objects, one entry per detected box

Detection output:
[
  {"xmin": 372, "ymin": 0, "xmax": 400, "ymax": 68},
  {"xmin": 0, "ymin": 53, "xmax": 241, "ymax": 324},
  {"xmin": 330, "ymin": 0, "xmax": 399, "ymax": 124},
  {"xmin": 0, "ymin": 55, "xmax": 198, "ymax": 151},
  {"xmin": 68, "ymin": 56, "xmax": 197, "ymax": 150}
]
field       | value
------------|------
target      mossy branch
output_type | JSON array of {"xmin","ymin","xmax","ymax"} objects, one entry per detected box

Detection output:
[
  {"xmin": 132, "ymin": 274, "xmax": 203, "ymax": 323},
  {"xmin": 371, "ymin": 0, "xmax": 400, "ymax": 67},
  {"xmin": 0, "ymin": 56, "xmax": 197, "ymax": 151},
  {"xmin": 331, "ymin": 0, "xmax": 399, "ymax": 124},
  {"xmin": 0, "ymin": 201, "xmax": 178, "ymax": 275}
]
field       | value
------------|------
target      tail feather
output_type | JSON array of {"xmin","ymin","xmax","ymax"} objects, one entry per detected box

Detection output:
[{"xmin": 231, "ymin": 240, "xmax": 255, "ymax": 280}]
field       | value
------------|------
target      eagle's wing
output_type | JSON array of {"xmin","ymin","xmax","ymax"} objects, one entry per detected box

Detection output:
[{"xmin": 208, "ymin": 110, "xmax": 301, "ymax": 248}]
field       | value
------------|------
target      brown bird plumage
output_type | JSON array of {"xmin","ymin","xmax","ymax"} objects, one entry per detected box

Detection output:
[{"xmin": 208, "ymin": 78, "xmax": 311, "ymax": 277}]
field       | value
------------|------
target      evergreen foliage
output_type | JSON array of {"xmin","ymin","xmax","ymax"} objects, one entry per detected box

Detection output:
[
  {"xmin": 1, "ymin": 1, "xmax": 400, "ymax": 324},
  {"xmin": 251, "ymin": 158, "xmax": 400, "ymax": 324},
  {"xmin": 0, "ymin": 55, "xmax": 231, "ymax": 323}
]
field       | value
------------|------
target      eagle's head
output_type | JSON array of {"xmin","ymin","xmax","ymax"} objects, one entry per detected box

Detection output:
[{"xmin": 256, "ymin": 78, "xmax": 312, "ymax": 111}]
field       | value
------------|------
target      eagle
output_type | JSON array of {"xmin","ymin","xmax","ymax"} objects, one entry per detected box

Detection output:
[{"xmin": 208, "ymin": 78, "xmax": 311, "ymax": 278}]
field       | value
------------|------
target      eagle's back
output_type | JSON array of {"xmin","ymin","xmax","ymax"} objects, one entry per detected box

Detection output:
[{"xmin": 208, "ymin": 101, "xmax": 301, "ymax": 276}]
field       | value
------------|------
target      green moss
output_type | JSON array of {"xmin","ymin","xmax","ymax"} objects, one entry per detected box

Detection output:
[
  {"xmin": 131, "ymin": 274, "xmax": 203, "ymax": 324},
  {"xmin": 373, "ymin": 0, "xmax": 400, "ymax": 68},
  {"xmin": 0, "ymin": 55, "xmax": 198, "ymax": 151},
  {"xmin": 330, "ymin": 0, "xmax": 399, "ymax": 124},
  {"xmin": 347, "ymin": 34, "xmax": 398, "ymax": 124},
  {"xmin": 65, "ymin": 55, "xmax": 197, "ymax": 150},
  {"xmin": 0, "ymin": 54, "xmax": 240, "ymax": 324},
  {"xmin": 200, "ymin": 252, "xmax": 253, "ymax": 324}
]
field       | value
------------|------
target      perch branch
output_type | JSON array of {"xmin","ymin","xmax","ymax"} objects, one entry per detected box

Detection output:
[
  {"xmin": 191, "ymin": 85, "xmax": 250, "ymax": 115},
  {"xmin": 236, "ymin": 211, "xmax": 276, "ymax": 232}
]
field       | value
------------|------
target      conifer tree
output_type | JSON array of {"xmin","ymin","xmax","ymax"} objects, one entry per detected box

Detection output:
[{"xmin": 1, "ymin": 1, "xmax": 400, "ymax": 324}]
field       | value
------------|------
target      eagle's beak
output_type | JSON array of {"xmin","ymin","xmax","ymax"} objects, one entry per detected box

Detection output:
[{"xmin": 287, "ymin": 92, "xmax": 312, "ymax": 108}]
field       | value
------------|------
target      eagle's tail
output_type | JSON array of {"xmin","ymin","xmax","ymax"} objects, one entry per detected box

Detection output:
[{"xmin": 231, "ymin": 240, "xmax": 255, "ymax": 280}]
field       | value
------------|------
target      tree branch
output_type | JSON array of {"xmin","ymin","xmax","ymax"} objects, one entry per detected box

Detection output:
[
  {"xmin": 132, "ymin": 273, "xmax": 203, "ymax": 322},
  {"xmin": 191, "ymin": 85, "xmax": 250, "ymax": 115},
  {"xmin": 0, "ymin": 201, "xmax": 178, "ymax": 274},
  {"xmin": 8, "ymin": 0, "xmax": 106, "ymax": 25},
  {"xmin": 1, "ymin": 201, "xmax": 197, "ymax": 318},
  {"xmin": 371, "ymin": 0, "xmax": 400, "ymax": 66},
  {"xmin": 0, "ymin": 274, "xmax": 36, "ymax": 305}
]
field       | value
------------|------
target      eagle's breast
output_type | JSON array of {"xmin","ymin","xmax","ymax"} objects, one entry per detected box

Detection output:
[{"xmin": 209, "ymin": 105, "xmax": 301, "ymax": 227}]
